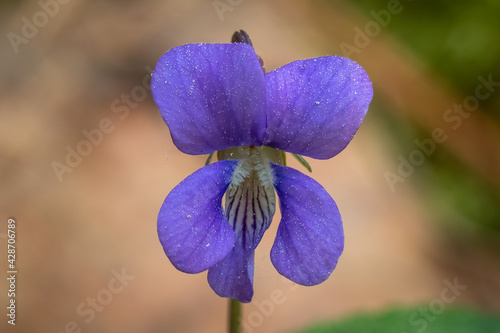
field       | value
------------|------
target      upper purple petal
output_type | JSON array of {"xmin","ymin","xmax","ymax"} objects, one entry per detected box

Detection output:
[
  {"xmin": 151, "ymin": 43, "xmax": 267, "ymax": 155},
  {"xmin": 263, "ymin": 56, "xmax": 373, "ymax": 159},
  {"xmin": 157, "ymin": 160, "xmax": 239, "ymax": 274},
  {"xmin": 270, "ymin": 164, "xmax": 344, "ymax": 285}
]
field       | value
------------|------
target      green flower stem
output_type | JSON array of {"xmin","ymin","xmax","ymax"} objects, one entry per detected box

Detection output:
[{"xmin": 229, "ymin": 298, "xmax": 241, "ymax": 333}]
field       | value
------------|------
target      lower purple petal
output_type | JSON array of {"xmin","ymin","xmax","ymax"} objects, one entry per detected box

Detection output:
[
  {"xmin": 270, "ymin": 164, "xmax": 344, "ymax": 285},
  {"xmin": 208, "ymin": 163, "xmax": 276, "ymax": 302},
  {"xmin": 158, "ymin": 160, "xmax": 239, "ymax": 274},
  {"xmin": 207, "ymin": 245, "xmax": 255, "ymax": 303}
]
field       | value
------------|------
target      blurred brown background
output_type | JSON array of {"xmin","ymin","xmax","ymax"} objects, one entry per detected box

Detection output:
[{"xmin": 1, "ymin": 0, "xmax": 500, "ymax": 332}]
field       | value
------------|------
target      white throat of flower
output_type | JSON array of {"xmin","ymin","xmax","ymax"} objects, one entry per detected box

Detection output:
[
  {"xmin": 224, "ymin": 147, "xmax": 276, "ymax": 247},
  {"xmin": 230, "ymin": 147, "xmax": 274, "ymax": 188}
]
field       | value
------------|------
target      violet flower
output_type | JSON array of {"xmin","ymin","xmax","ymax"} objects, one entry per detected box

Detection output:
[{"xmin": 151, "ymin": 37, "xmax": 372, "ymax": 303}]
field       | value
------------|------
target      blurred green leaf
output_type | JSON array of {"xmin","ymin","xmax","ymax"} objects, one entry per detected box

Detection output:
[
  {"xmin": 345, "ymin": 0, "xmax": 500, "ymax": 120},
  {"xmin": 421, "ymin": 146, "xmax": 500, "ymax": 239},
  {"xmin": 290, "ymin": 307, "xmax": 500, "ymax": 333},
  {"xmin": 372, "ymin": 99, "xmax": 500, "ymax": 241}
]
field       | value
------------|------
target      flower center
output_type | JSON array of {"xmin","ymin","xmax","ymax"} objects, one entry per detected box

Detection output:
[
  {"xmin": 229, "ymin": 147, "xmax": 274, "ymax": 188},
  {"xmin": 223, "ymin": 146, "xmax": 276, "ymax": 248}
]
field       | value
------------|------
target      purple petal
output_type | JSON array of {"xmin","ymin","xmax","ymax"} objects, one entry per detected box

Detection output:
[
  {"xmin": 207, "ymin": 245, "xmax": 255, "ymax": 303},
  {"xmin": 151, "ymin": 43, "xmax": 266, "ymax": 155},
  {"xmin": 264, "ymin": 56, "xmax": 373, "ymax": 159},
  {"xmin": 157, "ymin": 160, "xmax": 239, "ymax": 274},
  {"xmin": 270, "ymin": 164, "xmax": 344, "ymax": 285},
  {"xmin": 208, "ymin": 170, "xmax": 276, "ymax": 302}
]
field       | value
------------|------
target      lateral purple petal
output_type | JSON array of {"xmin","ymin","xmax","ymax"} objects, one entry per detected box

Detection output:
[
  {"xmin": 270, "ymin": 164, "xmax": 344, "ymax": 285},
  {"xmin": 151, "ymin": 43, "xmax": 267, "ymax": 155},
  {"xmin": 157, "ymin": 160, "xmax": 239, "ymax": 274},
  {"xmin": 264, "ymin": 56, "xmax": 373, "ymax": 159}
]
